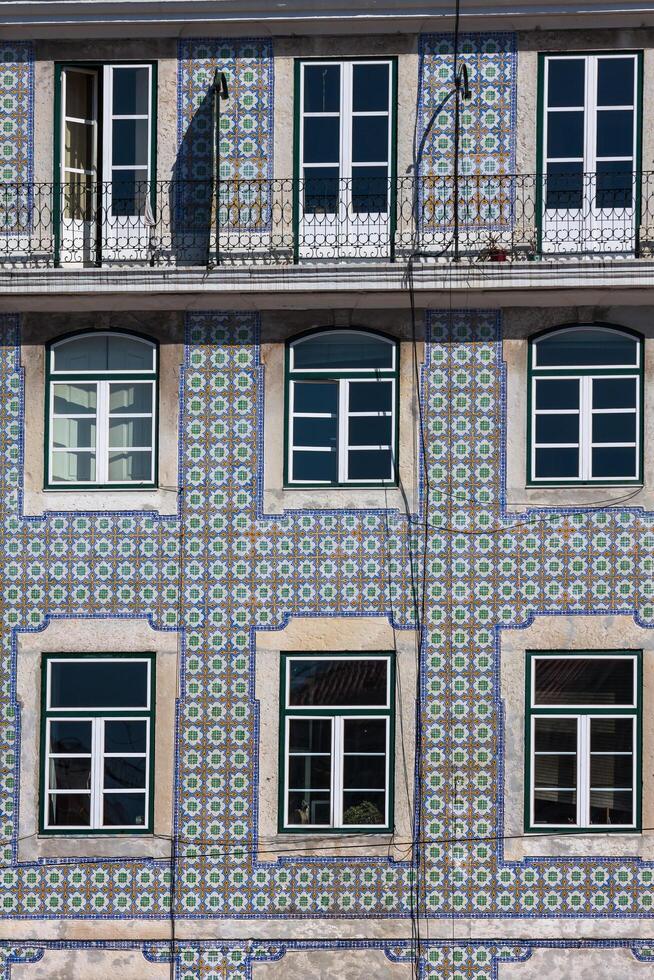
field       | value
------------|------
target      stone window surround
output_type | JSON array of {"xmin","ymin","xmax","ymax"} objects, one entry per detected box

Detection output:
[
  {"xmin": 17, "ymin": 617, "xmax": 178, "ymax": 862},
  {"xmin": 13, "ymin": 949, "xmax": 168, "ymax": 979},
  {"xmin": 261, "ymin": 311, "xmax": 424, "ymax": 515},
  {"xmin": 20, "ymin": 313, "xmax": 182, "ymax": 516},
  {"xmin": 255, "ymin": 616, "xmax": 417, "ymax": 860},
  {"xmin": 252, "ymin": 949, "xmax": 411, "ymax": 978},
  {"xmin": 501, "ymin": 613, "xmax": 654, "ymax": 861},
  {"xmin": 504, "ymin": 308, "xmax": 654, "ymax": 512}
]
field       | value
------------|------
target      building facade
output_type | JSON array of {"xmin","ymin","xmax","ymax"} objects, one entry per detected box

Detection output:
[{"xmin": 1, "ymin": 1, "xmax": 654, "ymax": 976}]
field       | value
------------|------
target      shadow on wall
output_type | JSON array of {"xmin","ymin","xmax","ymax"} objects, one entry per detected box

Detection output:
[{"xmin": 170, "ymin": 85, "xmax": 214, "ymax": 266}]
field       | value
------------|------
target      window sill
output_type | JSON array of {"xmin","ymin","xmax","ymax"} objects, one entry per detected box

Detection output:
[
  {"xmin": 18, "ymin": 833, "xmax": 172, "ymax": 862},
  {"xmin": 263, "ymin": 485, "xmax": 417, "ymax": 514},
  {"xmin": 23, "ymin": 487, "xmax": 178, "ymax": 516},
  {"xmin": 262, "ymin": 831, "xmax": 406, "ymax": 861},
  {"xmin": 505, "ymin": 482, "xmax": 649, "ymax": 513}
]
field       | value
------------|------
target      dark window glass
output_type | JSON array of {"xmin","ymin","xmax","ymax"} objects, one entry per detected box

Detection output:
[
  {"xmin": 349, "ymin": 380, "xmax": 393, "ymax": 413},
  {"xmin": 596, "ymin": 109, "xmax": 633, "ymax": 158},
  {"xmin": 288, "ymin": 755, "xmax": 332, "ymax": 789},
  {"xmin": 352, "ymin": 116, "xmax": 388, "ymax": 163},
  {"xmin": 535, "ymin": 328, "xmax": 638, "ymax": 367},
  {"xmin": 344, "ymin": 718, "xmax": 387, "ymax": 753},
  {"xmin": 293, "ymin": 417, "xmax": 337, "ymax": 449},
  {"xmin": 534, "ymin": 754, "xmax": 576, "ymax": 788},
  {"xmin": 592, "ymin": 446, "xmax": 637, "ymax": 478},
  {"xmin": 292, "ymin": 332, "xmax": 394, "ymax": 370},
  {"xmin": 288, "ymin": 658, "xmax": 388, "ymax": 707},
  {"xmin": 49, "ymin": 660, "xmax": 149, "ymax": 709},
  {"xmin": 111, "ymin": 171, "xmax": 147, "ymax": 218},
  {"xmin": 291, "ymin": 449, "xmax": 337, "ymax": 483},
  {"xmin": 591, "ymin": 716, "xmax": 633, "ymax": 752},
  {"xmin": 597, "ymin": 57, "xmax": 634, "ymax": 107},
  {"xmin": 112, "ymin": 119, "xmax": 148, "ymax": 167},
  {"xmin": 535, "ymin": 378, "xmax": 579, "ymax": 410},
  {"xmin": 535, "ymin": 414, "xmax": 578, "ymax": 445},
  {"xmin": 48, "ymin": 793, "xmax": 90, "ymax": 826},
  {"xmin": 589, "ymin": 789, "xmax": 633, "ymax": 824},
  {"xmin": 548, "ymin": 58, "xmax": 585, "ymax": 108},
  {"xmin": 49, "ymin": 720, "xmax": 92, "ymax": 754},
  {"xmin": 293, "ymin": 381, "xmax": 338, "ymax": 414},
  {"xmin": 342, "ymin": 790, "xmax": 385, "ymax": 824},
  {"xmin": 287, "ymin": 790, "xmax": 330, "ymax": 825},
  {"xmin": 352, "ymin": 63, "xmax": 390, "ymax": 111},
  {"xmin": 104, "ymin": 757, "xmax": 146, "ymax": 790},
  {"xmin": 534, "ymin": 716, "xmax": 577, "ymax": 752},
  {"xmin": 50, "ymin": 757, "xmax": 91, "ymax": 790},
  {"xmin": 547, "ymin": 110, "xmax": 584, "ymax": 158},
  {"xmin": 304, "ymin": 65, "xmax": 340, "ymax": 113},
  {"xmin": 303, "ymin": 168, "xmax": 340, "ymax": 214},
  {"xmin": 533, "ymin": 788, "xmax": 576, "ymax": 824},
  {"xmin": 343, "ymin": 754, "xmax": 386, "ymax": 789},
  {"xmin": 534, "ymin": 447, "xmax": 579, "ymax": 478},
  {"xmin": 591, "ymin": 412, "xmax": 636, "ymax": 444},
  {"xmin": 103, "ymin": 793, "xmax": 146, "ymax": 826},
  {"xmin": 303, "ymin": 117, "xmax": 340, "ymax": 164},
  {"xmin": 590, "ymin": 753, "xmax": 632, "ymax": 789},
  {"xmin": 348, "ymin": 415, "xmax": 392, "ymax": 447},
  {"xmin": 596, "ymin": 162, "xmax": 633, "ymax": 209},
  {"xmin": 545, "ymin": 162, "xmax": 584, "ymax": 210},
  {"xmin": 534, "ymin": 657, "xmax": 634, "ymax": 706},
  {"xmin": 112, "ymin": 67, "xmax": 149, "ymax": 115},
  {"xmin": 65, "ymin": 69, "xmax": 95, "ymax": 120},
  {"xmin": 104, "ymin": 720, "xmax": 147, "ymax": 753},
  {"xmin": 593, "ymin": 377, "xmax": 637, "ymax": 409},
  {"xmin": 348, "ymin": 448, "xmax": 393, "ymax": 480},
  {"xmin": 288, "ymin": 718, "xmax": 332, "ymax": 753},
  {"xmin": 352, "ymin": 166, "xmax": 388, "ymax": 213}
]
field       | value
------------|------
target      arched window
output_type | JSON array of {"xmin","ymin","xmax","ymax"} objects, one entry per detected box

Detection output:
[
  {"xmin": 286, "ymin": 329, "xmax": 398, "ymax": 486},
  {"xmin": 529, "ymin": 325, "xmax": 642, "ymax": 483},
  {"xmin": 47, "ymin": 331, "xmax": 157, "ymax": 487}
]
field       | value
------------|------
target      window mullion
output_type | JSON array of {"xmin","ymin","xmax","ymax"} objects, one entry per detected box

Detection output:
[
  {"xmin": 585, "ymin": 56, "xmax": 597, "ymax": 177},
  {"xmin": 91, "ymin": 718, "xmax": 102, "ymax": 829},
  {"xmin": 339, "ymin": 379, "xmax": 348, "ymax": 483},
  {"xmin": 342, "ymin": 61, "xmax": 352, "ymax": 182},
  {"xmin": 333, "ymin": 716, "xmax": 343, "ymax": 828},
  {"xmin": 579, "ymin": 714, "xmax": 589, "ymax": 828},
  {"xmin": 581, "ymin": 376, "xmax": 592, "ymax": 479},
  {"xmin": 97, "ymin": 381, "xmax": 108, "ymax": 484}
]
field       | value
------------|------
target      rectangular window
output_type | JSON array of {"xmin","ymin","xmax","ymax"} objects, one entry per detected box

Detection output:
[
  {"xmin": 41, "ymin": 654, "xmax": 154, "ymax": 833},
  {"xmin": 526, "ymin": 651, "xmax": 640, "ymax": 831},
  {"xmin": 280, "ymin": 654, "xmax": 394, "ymax": 831}
]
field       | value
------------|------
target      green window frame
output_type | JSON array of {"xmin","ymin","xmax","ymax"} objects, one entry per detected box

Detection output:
[
  {"xmin": 284, "ymin": 328, "xmax": 399, "ymax": 487},
  {"xmin": 40, "ymin": 653, "xmax": 155, "ymax": 835},
  {"xmin": 45, "ymin": 329, "xmax": 159, "ymax": 490},
  {"xmin": 525, "ymin": 649, "xmax": 642, "ymax": 833},
  {"xmin": 527, "ymin": 323, "xmax": 643, "ymax": 485},
  {"xmin": 279, "ymin": 652, "xmax": 395, "ymax": 833}
]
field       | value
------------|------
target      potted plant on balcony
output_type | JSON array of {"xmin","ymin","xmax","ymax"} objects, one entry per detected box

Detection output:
[{"xmin": 483, "ymin": 234, "xmax": 508, "ymax": 262}]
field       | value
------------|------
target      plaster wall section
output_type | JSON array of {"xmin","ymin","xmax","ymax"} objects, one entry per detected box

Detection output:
[
  {"xmin": 252, "ymin": 949, "xmax": 411, "ymax": 978},
  {"xmin": 12, "ymin": 949, "xmax": 169, "ymax": 979},
  {"xmin": 499, "ymin": 946, "xmax": 654, "ymax": 978},
  {"xmin": 503, "ymin": 305, "xmax": 654, "ymax": 511},
  {"xmin": 20, "ymin": 310, "xmax": 183, "ymax": 515}
]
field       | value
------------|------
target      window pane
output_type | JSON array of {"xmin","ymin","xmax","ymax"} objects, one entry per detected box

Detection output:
[
  {"xmin": 112, "ymin": 119, "xmax": 149, "ymax": 167},
  {"xmin": 597, "ymin": 57, "xmax": 635, "ymax": 107},
  {"xmin": 349, "ymin": 380, "xmax": 393, "ymax": 413},
  {"xmin": 49, "ymin": 659, "xmax": 149, "ymax": 709},
  {"xmin": 534, "ymin": 754, "xmax": 576, "ymax": 787},
  {"xmin": 545, "ymin": 162, "xmax": 584, "ymax": 210},
  {"xmin": 592, "ymin": 446, "xmax": 637, "ymax": 478},
  {"xmin": 288, "ymin": 658, "xmax": 388, "ymax": 707},
  {"xmin": 352, "ymin": 116, "xmax": 388, "ymax": 164},
  {"xmin": 107, "ymin": 336, "xmax": 154, "ymax": 371},
  {"xmin": 342, "ymin": 790, "xmax": 385, "ymax": 824},
  {"xmin": 348, "ymin": 448, "xmax": 393, "ymax": 480},
  {"xmin": 352, "ymin": 166, "xmax": 388, "ymax": 214},
  {"xmin": 65, "ymin": 120, "xmax": 94, "ymax": 172},
  {"xmin": 589, "ymin": 789, "xmax": 633, "ymax": 825},
  {"xmin": 343, "ymin": 754, "xmax": 386, "ymax": 789},
  {"xmin": 292, "ymin": 332, "xmax": 394, "ymax": 370},
  {"xmin": 111, "ymin": 171, "xmax": 147, "ymax": 218},
  {"xmin": 348, "ymin": 416, "xmax": 392, "ymax": 447},
  {"xmin": 109, "ymin": 383, "xmax": 153, "ymax": 414},
  {"xmin": 534, "ymin": 657, "xmax": 634, "ymax": 706},
  {"xmin": 107, "ymin": 450, "xmax": 153, "ymax": 482},
  {"xmin": 53, "ymin": 417, "xmax": 96, "ymax": 450},
  {"xmin": 533, "ymin": 788, "xmax": 576, "ymax": 824},
  {"xmin": 48, "ymin": 793, "xmax": 90, "ymax": 826},
  {"xmin": 547, "ymin": 111, "xmax": 584, "ymax": 158},
  {"xmin": 293, "ymin": 417, "xmax": 337, "ymax": 449},
  {"xmin": 593, "ymin": 377, "xmax": 637, "ymax": 409},
  {"xmin": 65, "ymin": 70, "xmax": 95, "ymax": 120},
  {"xmin": 104, "ymin": 757, "xmax": 147, "ymax": 790},
  {"xmin": 291, "ymin": 449, "xmax": 337, "ymax": 483},
  {"xmin": 596, "ymin": 162, "xmax": 633, "ymax": 209},
  {"xmin": 353, "ymin": 63, "xmax": 390, "ymax": 111},
  {"xmin": 288, "ymin": 718, "xmax": 332, "ymax": 753},
  {"xmin": 303, "ymin": 168, "xmax": 339, "ymax": 213},
  {"xmin": 288, "ymin": 755, "xmax": 331, "ymax": 790},
  {"xmin": 103, "ymin": 793, "xmax": 146, "ymax": 826},
  {"xmin": 104, "ymin": 720, "xmax": 147, "ymax": 753},
  {"xmin": 293, "ymin": 381, "xmax": 338, "ymax": 414},
  {"xmin": 535, "ymin": 378, "xmax": 579, "ymax": 410},
  {"xmin": 592, "ymin": 412, "xmax": 636, "ymax": 444},
  {"xmin": 287, "ymin": 790, "xmax": 330, "ymax": 825},
  {"xmin": 108, "ymin": 418, "xmax": 153, "ymax": 449},
  {"xmin": 304, "ymin": 64, "xmax": 340, "ymax": 113},
  {"xmin": 535, "ymin": 414, "xmax": 578, "ymax": 445},
  {"xmin": 534, "ymin": 716, "xmax": 577, "ymax": 752},
  {"xmin": 597, "ymin": 109, "xmax": 633, "ymax": 158},
  {"xmin": 591, "ymin": 716, "xmax": 633, "ymax": 752},
  {"xmin": 303, "ymin": 116, "xmax": 339, "ymax": 164},
  {"xmin": 50, "ymin": 757, "xmax": 91, "ymax": 790},
  {"xmin": 534, "ymin": 447, "xmax": 579, "ymax": 479},
  {"xmin": 49, "ymin": 720, "xmax": 92, "ymax": 754},
  {"xmin": 112, "ymin": 67, "xmax": 149, "ymax": 115},
  {"xmin": 535, "ymin": 328, "xmax": 639, "ymax": 367},
  {"xmin": 51, "ymin": 451, "xmax": 96, "ymax": 483},
  {"xmin": 547, "ymin": 59, "xmax": 585, "ymax": 108},
  {"xmin": 344, "ymin": 718, "xmax": 386, "ymax": 753},
  {"xmin": 53, "ymin": 334, "xmax": 154, "ymax": 372},
  {"xmin": 590, "ymin": 753, "xmax": 632, "ymax": 789},
  {"xmin": 52, "ymin": 383, "xmax": 96, "ymax": 414}
]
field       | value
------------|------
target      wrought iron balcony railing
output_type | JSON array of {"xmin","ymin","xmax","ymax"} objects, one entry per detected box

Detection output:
[{"xmin": 0, "ymin": 173, "xmax": 650, "ymax": 268}]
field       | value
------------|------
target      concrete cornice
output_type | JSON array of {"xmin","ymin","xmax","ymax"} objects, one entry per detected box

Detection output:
[{"xmin": 2, "ymin": 0, "xmax": 654, "ymax": 39}]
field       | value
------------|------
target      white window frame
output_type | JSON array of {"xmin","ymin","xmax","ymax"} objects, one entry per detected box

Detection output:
[
  {"xmin": 528, "ymin": 652, "xmax": 639, "ymax": 831},
  {"xmin": 47, "ymin": 331, "xmax": 158, "ymax": 488},
  {"xmin": 42, "ymin": 655, "xmax": 153, "ymax": 833},
  {"xmin": 281, "ymin": 654, "xmax": 392, "ymax": 832}
]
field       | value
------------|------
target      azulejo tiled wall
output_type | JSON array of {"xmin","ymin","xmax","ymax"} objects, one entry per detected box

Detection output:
[
  {"xmin": 418, "ymin": 33, "xmax": 517, "ymax": 231},
  {"xmin": 3, "ymin": 308, "xmax": 654, "ymax": 933},
  {"xmin": 0, "ymin": 43, "xmax": 32, "ymax": 234}
]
